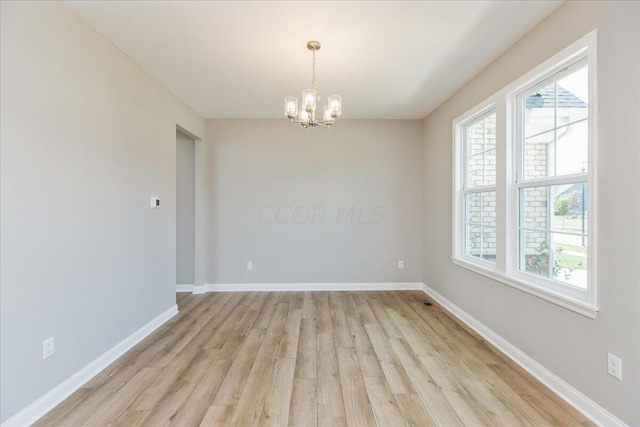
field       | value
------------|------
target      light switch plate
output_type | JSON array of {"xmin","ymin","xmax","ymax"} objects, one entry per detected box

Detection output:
[{"xmin": 43, "ymin": 337, "xmax": 54, "ymax": 360}]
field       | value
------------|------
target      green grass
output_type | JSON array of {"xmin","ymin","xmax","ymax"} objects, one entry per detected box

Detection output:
[{"xmin": 556, "ymin": 244, "xmax": 587, "ymax": 270}]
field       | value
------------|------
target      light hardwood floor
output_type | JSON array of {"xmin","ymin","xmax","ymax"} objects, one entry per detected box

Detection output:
[{"xmin": 33, "ymin": 291, "xmax": 594, "ymax": 426}]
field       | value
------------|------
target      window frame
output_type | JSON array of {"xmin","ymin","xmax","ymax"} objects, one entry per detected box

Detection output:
[{"xmin": 452, "ymin": 30, "xmax": 598, "ymax": 318}]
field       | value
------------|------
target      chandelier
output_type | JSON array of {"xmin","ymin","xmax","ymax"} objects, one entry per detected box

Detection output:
[{"xmin": 284, "ymin": 41, "xmax": 342, "ymax": 129}]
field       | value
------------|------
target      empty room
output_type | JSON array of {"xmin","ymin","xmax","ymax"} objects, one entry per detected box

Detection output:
[{"xmin": 1, "ymin": 1, "xmax": 638, "ymax": 426}]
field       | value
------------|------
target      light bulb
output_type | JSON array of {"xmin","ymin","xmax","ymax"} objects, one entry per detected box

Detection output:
[
  {"xmin": 324, "ymin": 105, "xmax": 332, "ymax": 121},
  {"xmin": 328, "ymin": 95, "xmax": 342, "ymax": 117},
  {"xmin": 302, "ymin": 89, "xmax": 316, "ymax": 113},
  {"xmin": 284, "ymin": 96, "xmax": 298, "ymax": 118}
]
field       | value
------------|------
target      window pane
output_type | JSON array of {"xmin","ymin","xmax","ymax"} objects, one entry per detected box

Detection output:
[
  {"xmin": 464, "ymin": 112, "xmax": 496, "ymax": 189},
  {"xmin": 523, "ymin": 130, "xmax": 553, "ymax": 180},
  {"xmin": 523, "ymin": 82, "xmax": 555, "ymax": 138},
  {"xmin": 521, "ymin": 186, "xmax": 550, "ymax": 231},
  {"xmin": 484, "ymin": 149, "xmax": 496, "ymax": 186},
  {"xmin": 465, "ymin": 192, "xmax": 496, "ymax": 263},
  {"xmin": 551, "ymin": 232, "xmax": 587, "ymax": 289},
  {"xmin": 519, "ymin": 184, "xmax": 588, "ymax": 289},
  {"xmin": 467, "ymin": 153, "xmax": 485, "ymax": 187},
  {"xmin": 521, "ymin": 65, "xmax": 588, "ymax": 182},
  {"xmin": 520, "ymin": 231, "xmax": 587, "ymax": 289},
  {"xmin": 520, "ymin": 184, "xmax": 587, "ymax": 234},
  {"xmin": 466, "ymin": 113, "xmax": 496, "ymax": 156},
  {"xmin": 555, "ymin": 120, "xmax": 588, "ymax": 176},
  {"xmin": 466, "ymin": 120, "xmax": 485, "ymax": 156},
  {"xmin": 467, "ymin": 150, "xmax": 496, "ymax": 187},
  {"xmin": 466, "ymin": 193, "xmax": 481, "ymax": 224},
  {"xmin": 557, "ymin": 65, "xmax": 588, "ymax": 125},
  {"xmin": 521, "ymin": 229, "xmax": 550, "ymax": 277},
  {"xmin": 552, "ymin": 183, "xmax": 588, "ymax": 234}
]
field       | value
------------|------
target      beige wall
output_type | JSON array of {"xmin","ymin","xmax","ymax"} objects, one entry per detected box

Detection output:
[
  {"xmin": 422, "ymin": 1, "xmax": 640, "ymax": 424},
  {"xmin": 204, "ymin": 119, "xmax": 424, "ymax": 284},
  {"xmin": 0, "ymin": 1, "xmax": 204, "ymax": 422},
  {"xmin": 176, "ymin": 131, "xmax": 196, "ymax": 285}
]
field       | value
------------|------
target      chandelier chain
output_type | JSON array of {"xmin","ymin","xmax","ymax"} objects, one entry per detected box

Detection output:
[{"xmin": 312, "ymin": 48, "xmax": 319, "ymax": 98}]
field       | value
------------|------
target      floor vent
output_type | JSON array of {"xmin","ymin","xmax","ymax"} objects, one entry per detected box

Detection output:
[{"xmin": 423, "ymin": 301, "xmax": 433, "ymax": 306}]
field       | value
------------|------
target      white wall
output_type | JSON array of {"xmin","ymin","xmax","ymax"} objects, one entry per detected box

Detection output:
[
  {"xmin": 204, "ymin": 119, "xmax": 424, "ymax": 284},
  {"xmin": 0, "ymin": 1, "xmax": 204, "ymax": 422},
  {"xmin": 176, "ymin": 131, "xmax": 196, "ymax": 285},
  {"xmin": 422, "ymin": 1, "xmax": 639, "ymax": 424}
]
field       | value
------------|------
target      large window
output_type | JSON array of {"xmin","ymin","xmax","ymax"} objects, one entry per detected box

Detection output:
[{"xmin": 453, "ymin": 31, "xmax": 597, "ymax": 317}]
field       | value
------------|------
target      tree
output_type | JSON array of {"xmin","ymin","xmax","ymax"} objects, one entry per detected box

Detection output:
[{"xmin": 555, "ymin": 190, "xmax": 578, "ymax": 225}]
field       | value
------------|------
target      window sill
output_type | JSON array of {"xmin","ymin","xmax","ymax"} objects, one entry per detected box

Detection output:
[{"xmin": 451, "ymin": 256, "xmax": 598, "ymax": 318}]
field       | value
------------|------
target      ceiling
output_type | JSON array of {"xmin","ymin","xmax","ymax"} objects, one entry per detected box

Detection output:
[{"xmin": 63, "ymin": 1, "xmax": 563, "ymax": 120}]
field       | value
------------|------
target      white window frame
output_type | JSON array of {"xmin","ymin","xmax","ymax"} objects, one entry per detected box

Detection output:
[{"xmin": 452, "ymin": 30, "xmax": 598, "ymax": 318}]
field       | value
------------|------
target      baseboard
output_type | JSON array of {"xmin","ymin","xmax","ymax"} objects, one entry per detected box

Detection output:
[
  {"xmin": 420, "ymin": 283, "xmax": 627, "ymax": 427},
  {"xmin": 1, "ymin": 304, "xmax": 178, "ymax": 427},
  {"xmin": 176, "ymin": 282, "xmax": 423, "ymax": 293}
]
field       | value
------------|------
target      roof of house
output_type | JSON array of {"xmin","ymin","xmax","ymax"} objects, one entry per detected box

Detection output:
[{"xmin": 525, "ymin": 85, "xmax": 587, "ymax": 109}]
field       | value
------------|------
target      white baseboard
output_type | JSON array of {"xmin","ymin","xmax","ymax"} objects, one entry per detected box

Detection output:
[
  {"xmin": 420, "ymin": 283, "xmax": 627, "ymax": 427},
  {"xmin": 1, "ymin": 305, "xmax": 178, "ymax": 427},
  {"xmin": 176, "ymin": 282, "xmax": 423, "ymax": 293}
]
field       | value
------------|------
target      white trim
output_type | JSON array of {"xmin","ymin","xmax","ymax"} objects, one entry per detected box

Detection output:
[
  {"xmin": 1, "ymin": 305, "xmax": 178, "ymax": 427},
  {"xmin": 420, "ymin": 283, "xmax": 627, "ymax": 427},
  {"xmin": 452, "ymin": 256, "xmax": 597, "ymax": 318},
  {"xmin": 176, "ymin": 284, "xmax": 194, "ymax": 292},
  {"xmin": 177, "ymin": 282, "xmax": 423, "ymax": 293}
]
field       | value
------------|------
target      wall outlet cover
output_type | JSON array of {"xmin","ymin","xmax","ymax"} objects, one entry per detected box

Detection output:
[{"xmin": 607, "ymin": 353, "xmax": 622, "ymax": 381}]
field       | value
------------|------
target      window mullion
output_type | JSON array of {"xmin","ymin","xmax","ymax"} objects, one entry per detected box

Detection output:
[{"xmin": 495, "ymin": 96, "xmax": 508, "ymax": 273}]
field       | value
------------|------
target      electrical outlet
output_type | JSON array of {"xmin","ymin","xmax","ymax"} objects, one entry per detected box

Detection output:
[
  {"xmin": 43, "ymin": 337, "xmax": 55, "ymax": 360},
  {"xmin": 607, "ymin": 353, "xmax": 622, "ymax": 380},
  {"xmin": 398, "ymin": 260, "xmax": 405, "ymax": 269},
  {"xmin": 247, "ymin": 261, "xmax": 253, "ymax": 270}
]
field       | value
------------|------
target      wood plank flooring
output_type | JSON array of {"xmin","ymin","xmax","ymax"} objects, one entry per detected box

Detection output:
[{"xmin": 33, "ymin": 291, "xmax": 593, "ymax": 426}]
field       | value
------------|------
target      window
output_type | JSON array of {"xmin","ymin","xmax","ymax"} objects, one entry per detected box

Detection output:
[
  {"xmin": 463, "ymin": 111, "xmax": 497, "ymax": 263},
  {"xmin": 453, "ymin": 31, "xmax": 597, "ymax": 317},
  {"xmin": 516, "ymin": 59, "xmax": 589, "ymax": 291}
]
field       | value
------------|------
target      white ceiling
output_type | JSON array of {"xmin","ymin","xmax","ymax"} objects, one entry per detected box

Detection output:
[{"xmin": 64, "ymin": 1, "xmax": 562, "ymax": 120}]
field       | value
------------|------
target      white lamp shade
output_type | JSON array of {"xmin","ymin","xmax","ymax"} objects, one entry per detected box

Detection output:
[
  {"xmin": 323, "ymin": 105, "xmax": 333, "ymax": 121},
  {"xmin": 284, "ymin": 97, "xmax": 298, "ymax": 118},
  {"xmin": 302, "ymin": 89, "xmax": 316, "ymax": 113},
  {"xmin": 328, "ymin": 95, "xmax": 342, "ymax": 117}
]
